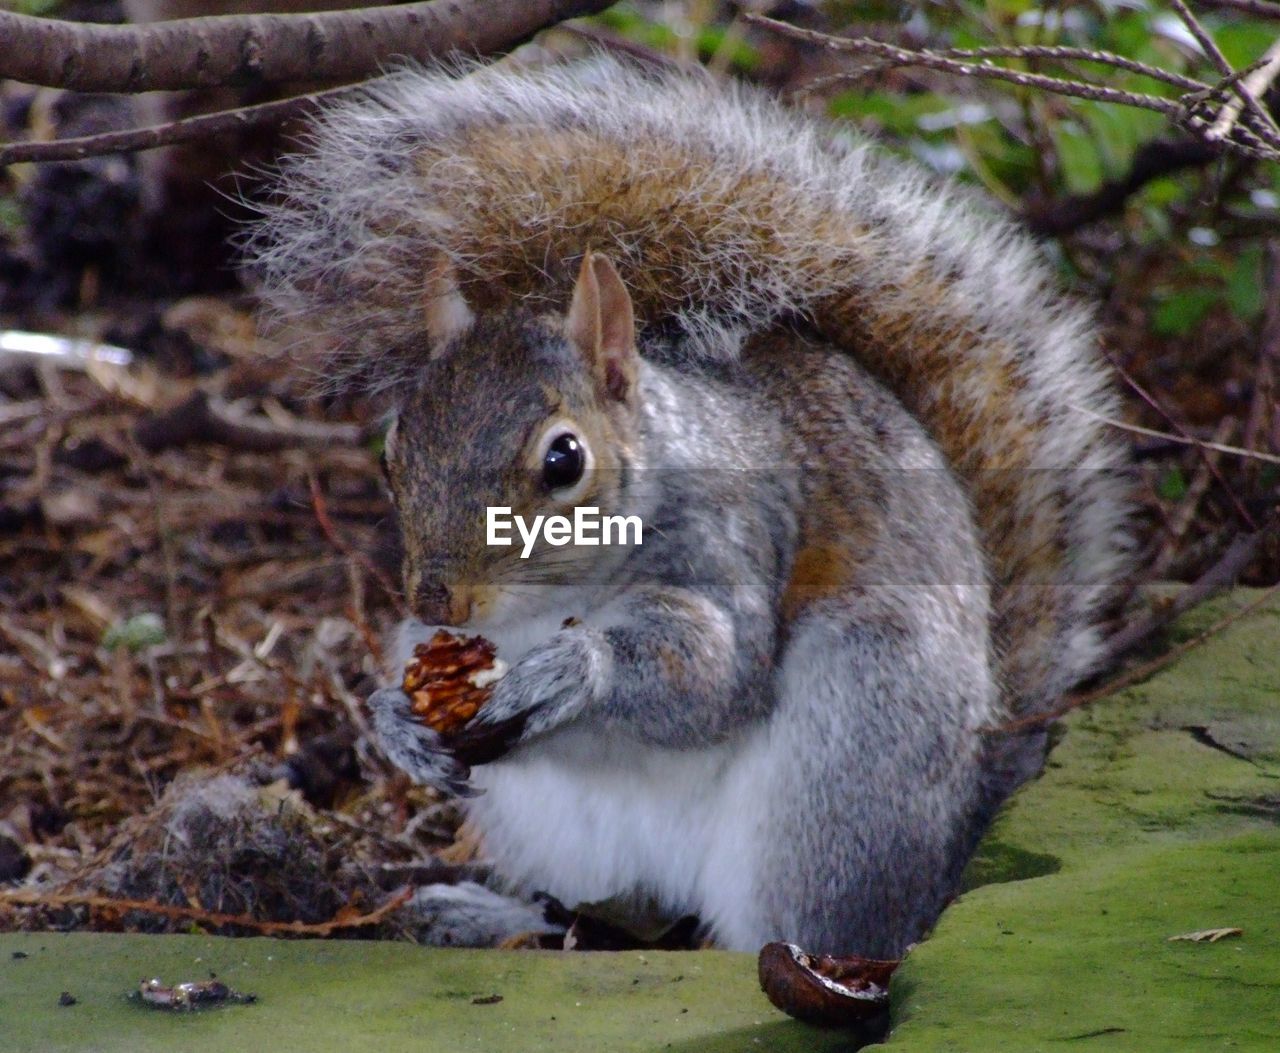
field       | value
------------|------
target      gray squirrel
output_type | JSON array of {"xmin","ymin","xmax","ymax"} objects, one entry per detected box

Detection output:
[{"xmin": 245, "ymin": 56, "xmax": 1130, "ymax": 957}]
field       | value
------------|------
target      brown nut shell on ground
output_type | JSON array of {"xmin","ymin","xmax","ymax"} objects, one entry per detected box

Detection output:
[
  {"xmin": 757, "ymin": 941, "xmax": 896, "ymax": 1027},
  {"xmin": 402, "ymin": 629, "xmax": 503, "ymax": 734}
]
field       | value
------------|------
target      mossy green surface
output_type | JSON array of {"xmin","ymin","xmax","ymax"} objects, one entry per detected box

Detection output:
[
  {"xmin": 888, "ymin": 588, "xmax": 1280, "ymax": 1050},
  {"xmin": 3, "ymin": 590, "xmax": 1275, "ymax": 1051},
  {"xmin": 0, "ymin": 933, "xmax": 847, "ymax": 1053}
]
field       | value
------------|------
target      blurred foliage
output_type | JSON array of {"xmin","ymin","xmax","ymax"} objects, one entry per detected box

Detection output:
[
  {"xmin": 594, "ymin": 1, "xmax": 1279, "ymax": 579},
  {"xmin": 596, "ymin": 3, "xmax": 1276, "ymax": 336},
  {"xmin": 0, "ymin": 0, "xmax": 65, "ymax": 14},
  {"xmin": 0, "ymin": 0, "xmax": 1273, "ymax": 581}
]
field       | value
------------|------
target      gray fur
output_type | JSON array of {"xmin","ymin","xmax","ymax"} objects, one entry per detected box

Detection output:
[
  {"xmin": 242, "ymin": 58, "xmax": 1132, "ymax": 956},
  {"xmin": 372, "ymin": 331, "xmax": 994, "ymax": 955}
]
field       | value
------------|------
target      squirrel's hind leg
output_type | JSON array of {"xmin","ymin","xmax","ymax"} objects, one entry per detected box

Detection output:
[
  {"xmin": 404, "ymin": 881, "xmax": 565, "ymax": 947},
  {"xmin": 727, "ymin": 605, "xmax": 992, "ymax": 958}
]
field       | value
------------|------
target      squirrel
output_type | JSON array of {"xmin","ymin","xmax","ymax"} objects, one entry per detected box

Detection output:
[{"xmin": 244, "ymin": 56, "xmax": 1130, "ymax": 958}]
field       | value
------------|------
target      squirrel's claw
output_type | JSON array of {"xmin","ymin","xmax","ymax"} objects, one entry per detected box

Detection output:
[
  {"xmin": 443, "ymin": 707, "xmax": 536, "ymax": 767},
  {"xmin": 366, "ymin": 686, "xmax": 480, "ymax": 799},
  {"xmin": 452, "ymin": 628, "xmax": 601, "ymax": 754}
]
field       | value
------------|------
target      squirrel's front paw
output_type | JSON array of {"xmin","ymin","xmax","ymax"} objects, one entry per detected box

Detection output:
[
  {"xmin": 366, "ymin": 687, "xmax": 478, "ymax": 798},
  {"xmin": 446, "ymin": 628, "xmax": 607, "ymax": 764}
]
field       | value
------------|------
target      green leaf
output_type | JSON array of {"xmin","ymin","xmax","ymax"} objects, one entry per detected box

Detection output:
[
  {"xmin": 1152, "ymin": 287, "xmax": 1219, "ymax": 337},
  {"xmin": 1214, "ymin": 22, "xmax": 1275, "ymax": 70},
  {"xmin": 102, "ymin": 613, "xmax": 167, "ymax": 653},
  {"xmin": 1156, "ymin": 465, "xmax": 1189, "ymax": 502},
  {"xmin": 1225, "ymin": 247, "xmax": 1264, "ymax": 322},
  {"xmin": 1138, "ymin": 176, "xmax": 1188, "ymax": 210},
  {"xmin": 1051, "ymin": 123, "xmax": 1104, "ymax": 194}
]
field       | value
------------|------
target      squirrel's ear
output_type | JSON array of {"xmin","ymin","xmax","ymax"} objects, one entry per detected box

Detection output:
[
  {"xmin": 422, "ymin": 253, "xmax": 474, "ymax": 355},
  {"xmin": 567, "ymin": 252, "xmax": 637, "ymax": 403}
]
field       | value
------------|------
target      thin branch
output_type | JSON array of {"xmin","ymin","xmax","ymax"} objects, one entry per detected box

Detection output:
[
  {"xmin": 0, "ymin": 886, "xmax": 413, "ymax": 935},
  {"xmin": 0, "ymin": 83, "xmax": 362, "ymax": 166},
  {"xmin": 0, "ymin": 0, "xmax": 616, "ymax": 93},
  {"xmin": 1105, "ymin": 509, "xmax": 1276, "ymax": 663},
  {"xmin": 1150, "ymin": 418, "xmax": 1236, "ymax": 578},
  {"xmin": 1170, "ymin": 0, "xmax": 1280, "ymax": 147},
  {"xmin": 1206, "ymin": 35, "xmax": 1280, "ymax": 142},
  {"xmin": 799, "ymin": 43, "xmax": 1206, "ymax": 96},
  {"xmin": 750, "ymin": 14, "xmax": 1280, "ymax": 163},
  {"xmin": 940, "ymin": 45, "xmax": 1205, "ymax": 92},
  {"xmin": 746, "ymin": 15, "xmax": 1185, "ymax": 117},
  {"xmin": 1197, "ymin": 0, "xmax": 1280, "ymax": 17},
  {"xmin": 1242, "ymin": 241, "xmax": 1280, "ymax": 460},
  {"xmin": 1171, "ymin": 0, "xmax": 1236, "ymax": 77},
  {"xmin": 1069, "ymin": 403, "xmax": 1280, "ymax": 465},
  {"xmin": 995, "ymin": 572, "xmax": 1280, "ymax": 734},
  {"xmin": 134, "ymin": 390, "xmax": 366, "ymax": 453},
  {"xmin": 1102, "ymin": 352, "xmax": 1261, "ymax": 529},
  {"xmin": 1024, "ymin": 136, "xmax": 1221, "ymax": 235}
]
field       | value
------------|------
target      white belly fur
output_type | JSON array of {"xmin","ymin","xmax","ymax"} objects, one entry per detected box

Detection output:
[
  {"xmin": 468, "ymin": 720, "xmax": 776, "ymax": 950},
  {"xmin": 391, "ymin": 609, "xmax": 778, "ymax": 950}
]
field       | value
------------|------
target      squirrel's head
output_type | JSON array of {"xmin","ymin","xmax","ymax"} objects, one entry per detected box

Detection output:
[{"xmin": 384, "ymin": 252, "xmax": 646, "ymax": 628}]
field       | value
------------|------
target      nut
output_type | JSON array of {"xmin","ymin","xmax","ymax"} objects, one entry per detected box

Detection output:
[
  {"xmin": 757, "ymin": 941, "xmax": 896, "ymax": 1027},
  {"xmin": 402, "ymin": 629, "xmax": 506, "ymax": 734}
]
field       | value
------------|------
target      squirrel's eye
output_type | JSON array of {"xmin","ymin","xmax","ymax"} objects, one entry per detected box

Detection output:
[{"xmin": 542, "ymin": 433, "xmax": 585, "ymax": 490}]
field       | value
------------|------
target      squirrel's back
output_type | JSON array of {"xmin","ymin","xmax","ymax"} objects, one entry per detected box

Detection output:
[{"xmin": 246, "ymin": 56, "xmax": 1130, "ymax": 726}]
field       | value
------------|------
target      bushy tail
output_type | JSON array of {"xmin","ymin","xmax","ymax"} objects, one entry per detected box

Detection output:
[{"xmin": 245, "ymin": 56, "xmax": 1130, "ymax": 717}]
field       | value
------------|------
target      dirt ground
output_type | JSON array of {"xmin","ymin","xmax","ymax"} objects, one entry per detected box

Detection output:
[{"xmin": 1, "ymin": 63, "xmax": 1276, "ymax": 945}]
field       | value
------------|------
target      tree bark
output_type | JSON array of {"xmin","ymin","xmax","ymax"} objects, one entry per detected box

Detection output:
[{"xmin": 0, "ymin": 0, "xmax": 617, "ymax": 93}]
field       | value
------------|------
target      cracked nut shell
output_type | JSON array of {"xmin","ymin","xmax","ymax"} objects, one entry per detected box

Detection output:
[
  {"xmin": 757, "ymin": 941, "xmax": 895, "ymax": 1027},
  {"xmin": 402, "ymin": 629, "xmax": 502, "ymax": 734}
]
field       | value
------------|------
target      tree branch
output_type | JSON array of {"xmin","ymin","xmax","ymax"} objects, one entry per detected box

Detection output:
[
  {"xmin": 134, "ymin": 390, "xmax": 367, "ymax": 453},
  {"xmin": 1024, "ymin": 136, "xmax": 1222, "ymax": 236},
  {"xmin": 745, "ymin": 15, "xmax": 1186, "ymax": 118},
  {"xmin": 747, "ymin": 13, "xmax": 1280, "ymax": 163},
  {"xmin": 1206, "ymin": 35, "xmax": 1280, "ymax": 142},
  {"xmin": 0, "ymin": 0, "xmax": 616, "ymax": 93},
  {"xmin": 0, "ymin": 84, "xmax": 361, "ymax": 165},
  {"xmin": 1197, "ymin": 0, "xmax": 1280, "ymax": 17},
  {"xmin": 1170, "ymin": 0, "xmax": 1280, "ymax": 148}
]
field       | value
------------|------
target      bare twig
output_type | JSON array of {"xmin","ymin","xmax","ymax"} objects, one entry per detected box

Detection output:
[
  {"xmin": 1170, "ymin": 0, "xmax": 1280, "ymax": 148},
  {"xmin": 1102, "ymin": 353, "xmax": 1261, "ymax": 529},
  {"xmin": 1243, "ymin": 241, "xmax": 1280, "ymax": 462},
  {"xmin": 0, "ymin": 83, "xmax": 365, "ymax": 166},
  {"xmin": 1198, "ymin": 0, "xmax": 1280, "ymax": 17},
  {"xmin": 1024, "ymin": 136, "xmax": 1222, "ymax": 235},
  {"xmin": 309, "ymin": 474, "xmax": 407, "ymax": 619},
  {"xmin": 0, "ymin": 0, "xmax": 615, "ymax": 93},
  {"xmin": 747, "ymin": 16, "xmax": 1185, "ymax": 118},
  {"xmin": 995, "ymin": 573, "xmax": 1280, "ymax": 734},
  {"xmin": 1150, "ymin": 418, "xmax": 1237, "ymax": 578},
  {"xmin": 1206, "ymin": 36, "xmax": 1280, "ymax": 142},
  {"xmin": 1069, "ymin": 404, "xmax": 1280, "ymax": 466},
  {"xmin": 1105, "ymin": 510, "xmax": 1276, "ymax": 663},
  {"xmin": 0, "ymin": 886, "xmax": 412, "ymax": 935},
  {"xmin": 134, "ymin": 390, "xmax": 365, "ymax": 454},
  {"xmin": 749, "ymin": 13, "xmax": 1280, "ymax": 163},
  {"xmin": 1171, "ymin": 0, "xmax": 1237, "ymax": 78},
  {"xmin": 798, "ymin": 43, "xmax": 1206, "ymax": 96}
]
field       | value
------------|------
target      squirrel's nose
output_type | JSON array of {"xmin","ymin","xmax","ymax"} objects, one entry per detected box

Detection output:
[{"xmin": 414, "ymin": 580, "xmax": 473, "ymax": 626}]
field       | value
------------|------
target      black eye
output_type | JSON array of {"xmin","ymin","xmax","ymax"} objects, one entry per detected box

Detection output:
[{"xmin": 542, "ymin": 433, "xmax": 585, "ymax": 490}]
